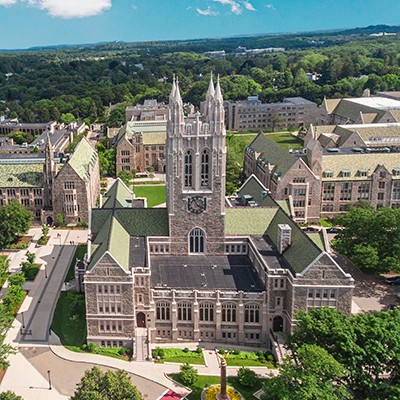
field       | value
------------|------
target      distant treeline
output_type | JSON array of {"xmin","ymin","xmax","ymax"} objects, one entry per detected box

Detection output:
[{"xmin": 0, "ymin": 25, "xmax": 400, "ymax": 127}]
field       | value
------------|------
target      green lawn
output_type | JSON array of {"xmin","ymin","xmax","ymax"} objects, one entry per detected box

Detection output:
[
  {"xmin": 155, "ymin": 348, "xmax": 205, "ymax": 365},
  {"xmin": 169, "ymin": 374, "xmax": 265, "ymax": 400},
  {"xmin": 225, "ymin": 351, "xmax": 276, "ymax": 368},
  {"xmin": 65, "ymin": 244, "xmax": 87, "ymax": 282},
  {"xmin": 265, "ymin": 132, "xmax": 303, "ymax": 150},
  {"xmin": 51, "ymin": 291, "xmax": 87, "ymax": 347},
  {"xmin": 133, "ymin": 185, "xmax": 166, "ymax": 207}
]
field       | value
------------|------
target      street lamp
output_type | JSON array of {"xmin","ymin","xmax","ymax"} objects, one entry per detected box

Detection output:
[
  {"xmin": 47, "ymin": 370, "xmax": 52, "ymax": 390},
  {"xmin": 21, "ymin": 312, "xmax": 25, "ymax": 328}
]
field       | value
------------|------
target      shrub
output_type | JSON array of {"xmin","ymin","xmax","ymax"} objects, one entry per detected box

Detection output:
[
  {"xmin": 81, "ymin": 344, "xmax": 88, "ymax": 351},
  {"xmin": 265, "ymin": 353, "xmax": 275, "ymax": 362},
  {"xmin": 233, "ymin": 349, "xmax": 241, "ymax": 355},
  {"xmin": 55, "ymin": 213, "xmax": 64, "ymax": 227},
  {"xmin": 237, "ymin": 367, "xmax": 258, "ymax": 388},
  {"xmin": 180, "ymin": 363, "xmax": 198, "ymax": 386},
  {"xmin": 218, "ymin": 348, "xmax": 226, "ymax": 355},
  {"xmin": 196, "ymin": 346, "xmax": 203, "ymax": 354},
  {"xmin": 76, "ymin": 220, "xmax": 88, "ymax": 228},
  {"xmin": 41, "ymin": 224, "xmax": 49, "ymax": 237},
  {"xmin": 87, "ymin": 342, "xmax": 97, "ymax": 352},
  {"xmin": 183, "ymin": 347, "xmax": 190, "ymax": 353},
  {"xmin": 152, "ymin": 347, "xmax": 165, "ymax": 359}
]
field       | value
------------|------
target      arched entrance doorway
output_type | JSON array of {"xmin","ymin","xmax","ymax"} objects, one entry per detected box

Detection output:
[
  {"xmin": 46, "ymin": 216, "xmax": 53, "ymax": 226},
  {"xmin": 137, "ymin": 312, "xmax": 146, "ymax": 328},
  {"xmin": 273, "ymin": 316, "xmax": 283, "ymax": 332}
]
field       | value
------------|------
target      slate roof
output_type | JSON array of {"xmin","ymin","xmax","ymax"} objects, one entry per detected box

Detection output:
[
  {"xmin": 116, "ymin": 121, "xmax": 167, "ymax": 146},
  {"xmin": 0, "ymin": 163, "xmax": 43, "ymax": 188},
  {"xmin": 68, "ymin": 137, "xmax": 98, "ymax": 180},
  {"xmin": 265, "ymin": 208, "xmax": 322, "ymax": 274},
  {"xmin": 321, "ymin": 151, "xmax": 400, "ymax": 180},
  {"xmin": 247, "ymin": 133, "xmax": 298, "ymax": 179}
]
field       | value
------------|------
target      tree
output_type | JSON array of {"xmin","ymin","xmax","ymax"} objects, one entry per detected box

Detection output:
[
  {"xmin": 0, "ymin": 391, "xmax": 23, "ymax": 400},
  {"xmin": 237, "ymin": 367, "xmax": 258, "ymax": 388},
  {"xmin": 55, "ymin": 213, "xmax": 64, "ymax": 227},
  {"xmin": 70, "ymin": 366, "xmax": 143, "ymax": 400},
  {"xmin": 0, "ymin": 201, "xmax": 33, "ymax": 249},
  {"xmin": 261, "ymin": 344, "xmax": 350, "ymax": 400},
  {"xmin": 333, "ymin": 205, "xmax": 400, "ymax": 273},
  {"xmin": 179, "ymin": 363, "xmax": 198, "ymax": 386},
  {"xmin": 60, "ymin": 112, "xmax": 75, "ymax": 124},
  {"xmin": 288, "ymin": 307, "xmax": 400, "ymax": 399}
]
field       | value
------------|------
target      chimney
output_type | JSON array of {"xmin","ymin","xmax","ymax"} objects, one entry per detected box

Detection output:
[
  {"xmin": 277, "ymin": 224, "xmax": 292, "ymax": 254},
  {"xmin": 362, "ymin": 89, "xmax": 371, "ymax": 97}
]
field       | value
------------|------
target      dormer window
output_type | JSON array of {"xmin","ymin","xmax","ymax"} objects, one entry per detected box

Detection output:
[
  {"xmin": 358, "ymin": 169, "xmax": 368, "ymax": 177},
  {"xmin": 393, "ymin": 168, "xmax": 400, "ymax": 176},
  {"xmin": 323, "ymin": 170, "xmax": 333, "ymax": 178},
  {"xmin": 341, "ymin": 169, "xmax": 350, "ymax": 178}
]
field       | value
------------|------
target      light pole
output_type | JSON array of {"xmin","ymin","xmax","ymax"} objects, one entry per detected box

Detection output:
[
  {"xmin": 44, "ymin": 264, "xmax": 48, "ymax": 279},
  {"xmin": 21, "ymin": 312, "xmax": 25, "ymax": 328},
  {"xmin": 47, "ymin": 370, "xmax": 52, "ymax": 390}
]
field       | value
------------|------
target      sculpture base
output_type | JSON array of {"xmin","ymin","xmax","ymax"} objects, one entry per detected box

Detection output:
[{"xmin": 216, "ymin": 393, "xmax": 231, "ymax": 400}]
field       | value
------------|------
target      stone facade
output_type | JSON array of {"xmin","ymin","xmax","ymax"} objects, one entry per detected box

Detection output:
[
  {"xmin": 83, "ymin": 79, "xmax": 354, "ymax": 353},
  {"xmin": 224, "ymin": 96, "xmax": 319, "ymax": 132},
  {"xmin": 244, "ymin": 132, "xmax": 400, "ymax": 222}
]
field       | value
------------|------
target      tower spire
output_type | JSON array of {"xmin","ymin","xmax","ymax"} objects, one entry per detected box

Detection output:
[
  {"xmin": 206, "ymin": 72, "xmax": 215, "ymax": 98},
  {"xmin": 169, "ymin": 74, "xmax": 177, "ymax": 104},
  {"xmin": 215, "ymin": 74, "xmax": 223, "ymax": 103}
]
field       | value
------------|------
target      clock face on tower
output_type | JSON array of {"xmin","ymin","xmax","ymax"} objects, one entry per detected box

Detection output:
[{"xmin": 188, "ymin": 196, "xmax": 206, "ymax": 214}]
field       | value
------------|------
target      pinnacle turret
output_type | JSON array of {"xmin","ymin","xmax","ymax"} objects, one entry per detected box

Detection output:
[{"xmin": 215, "ymin": 74, "xmax": 223, "ymax": 103}]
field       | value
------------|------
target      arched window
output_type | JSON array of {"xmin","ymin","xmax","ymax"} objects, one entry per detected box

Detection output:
[
  {"xmin": 156, "ymin": 302, "xmax": 171, "ymax": 321},
  {"xmin": 244, "ymin": 303, "xmax": 260, "ymax": 323},
  {"xmin": 200, "ymin": 149, "xmax": 210, "ymax": 188},
  {"xmin": 189, "ymin": 228, "xmax": 205, "ymax": 253},
  {"xmin": 177, "ymin": 302, "xmax": 192, "ymax": 321},
  {"xmin": 222, "ymin": 303, "xmax": 237, "ymax": 322},
  {"xmin": 184, "ymin": 150, "xmax": 193, "ymax": 188},
  {"xmin": 199, "ymin": 302, "xmax": 214, "ymax": 322}
]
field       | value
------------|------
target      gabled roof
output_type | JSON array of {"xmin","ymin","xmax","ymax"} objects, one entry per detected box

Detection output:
[
  {"xmin": 247, "ymin": 133, "xmax": 298, "ymax": 178},
  {"xmin": 265, "ymin": 208, "xmax": 322, "ymax": 274},
  {"xmin": 102, "ymin": 178, "xmax": 133, "ymax": 209},
  {"xmin": 0, "ymin": 163, "xmax": 43, "ymax": 188},
  {"xmin": 67, "ymin": 137, "xmax": 98, "ymax": 180}
]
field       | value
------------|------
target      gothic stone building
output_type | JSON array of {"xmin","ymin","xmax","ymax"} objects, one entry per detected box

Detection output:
[
  {"xmin": 244, "ymin": 132, "xmax": 400, "ymax": 222},
  {"xmin": 0, "ymin": 136, "xmax": 100, "ymax": 225},
  {"xmin": 114, "ymin": 120, "xmax": 167, "ymax": 174},
  {"xmin": 82, "ymin": 78, "xmax": 353, "ymax": 352}
]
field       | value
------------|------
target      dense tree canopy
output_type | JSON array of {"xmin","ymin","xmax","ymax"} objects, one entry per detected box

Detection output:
[
  {"xmin": 333, "ymin": 203, "xmax": 400, "ymax": 273},
  {"xmin": 287, "ymin": 307, "xmax": 400, "ymax": 399},
  {"xmin": 70, "ymin": 367, "xmax": 143, "ymax": 400},
  {"xmin": 0, "ymin": 201, "xmax": 33, "ymax": 249}
]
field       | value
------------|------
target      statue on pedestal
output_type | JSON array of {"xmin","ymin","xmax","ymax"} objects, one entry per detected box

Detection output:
[{"xmin": 216, "ymin": 352, "xmax": 231, "ymax": 400}]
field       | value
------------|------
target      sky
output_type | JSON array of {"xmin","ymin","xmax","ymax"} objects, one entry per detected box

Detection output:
[{"xmin": 0, "ymin": 0, "xmax": 399, "ymax": 49}]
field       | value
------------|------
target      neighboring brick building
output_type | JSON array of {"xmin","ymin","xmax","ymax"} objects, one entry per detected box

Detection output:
[
  {"xmin": 125, "ymin": 100, "xmax": 168, "ymax": 122},
  {"xmin": 0, "ymin": 119, "xmax": 57, "ymax": 136},
  {"xmin": 114, "ymin": 120, "xmax": 167, "ymax": 173},
  {"xmin": 224, "ymin": 96, "xmax": 319, "ymax": 132},
  {"xmin": 80, "ymin": 78, "xmax": 353, "ymax": 357},
  {"xmin": 0, "ymin": 136, "xmax": 100, "ymax": 225},
  {"xmin": 244, "ymin": 132, "xmax": 400, "ymax": 222},
  {"xmin": 319, "ymin": 95, "xmax": 400, "ymax": 125}
]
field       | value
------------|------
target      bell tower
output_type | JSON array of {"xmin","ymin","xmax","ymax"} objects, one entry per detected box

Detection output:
[
  {"xmin": 166, "ymin": 76, "xmax": 226, "ymax": 255},
  {"xmin": 43, "ymin": 133, "xmax": 57, "ymax": 210}
]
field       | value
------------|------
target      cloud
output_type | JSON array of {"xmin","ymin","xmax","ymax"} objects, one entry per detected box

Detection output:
[
  {"xmin": 0, "ymin": 0, "xmax": 17, "ymax": 5},
  {"xmin": 0, "ymin": 0, "xmax": 110, "ymax": 18},
  {"xmin": 213, "ymin": 0, "xmax": 242, "ymax": 15},
  {"xmin": 28, "ymin": 0, "xmax": 112, "ymax": 18},
  {"xmin": 196, "ymin": 6, "xmax": 219, "ymax": 16},
  {"xmin": 266, "ymin": 3, "xmax": 276, "ymax": 10},
  {"xmin": 243, "ymin": 1, "xmax": 255, "ymax": 11}
]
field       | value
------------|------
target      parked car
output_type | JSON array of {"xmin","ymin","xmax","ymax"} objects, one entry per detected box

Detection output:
[
  {"xmin": 385, "ymin": 276, "xmax": 400, "ymax": 285},
  {"xmin": 302, "ymin": 227, "xmax": 319, "ymax": 233},
  {"xmin": 327, "ymin": 227, "xmax": 339, "ymax": 234}
]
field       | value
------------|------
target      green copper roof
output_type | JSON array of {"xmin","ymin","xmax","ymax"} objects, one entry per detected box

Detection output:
[
  {"xmin": 102, "ymin": 178, "xmax": 133, "ymax": 209},
  {"xmin": 116, "ymin": 121, "xmax": 167, "ymax": 146},
  {"xmin": 248, "ymin": 133, "xmax": 298, "ymax": 178},
  {"xmin": 108, "ymin": 216, "xmax": 130, "ymax": 270},
  {"xmin": 0, "ymin": 163, "xmax": 43, "ymax": 188},
  {"xmin": 68, "ymin": 137, "xmax": 98, "ymax": 180},
  {"xmin": 266, "ymin": 209, "xmax": 321, "ymax": 274},
  {"xmin": 226, "ymin": 207, "xmax": 278, "ymax": 235},
  {"xmin": 237, "ymin": 175, "xmax": 277, "ymax": 207}
]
